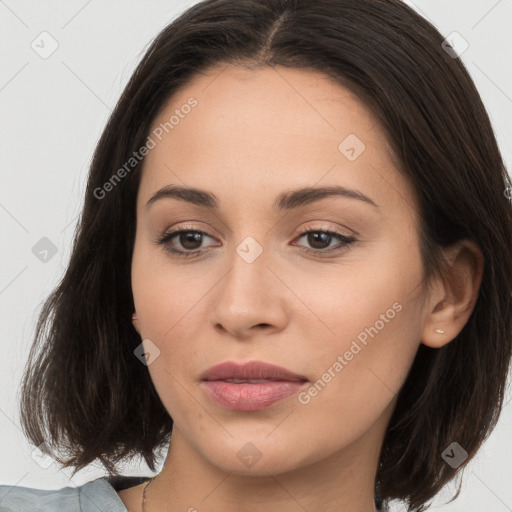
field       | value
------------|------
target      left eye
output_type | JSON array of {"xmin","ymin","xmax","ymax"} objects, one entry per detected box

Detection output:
[{"xmin": 293, "ymin": 229, "xmax": 356, "ymax": 253}]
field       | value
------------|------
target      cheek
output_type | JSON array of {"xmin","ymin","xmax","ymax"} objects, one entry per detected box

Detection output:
[
  {"xmin": 292, "ymin": 288, "xmax": 423, "ymax": 448},
  {"xmin": 292, "ymin": 233, "xmax": 422, "ymax": 347},
  {"xmin": 131, "ymin": 240, "xmax": 215, "ymax": 411},
  {"xmin": 131, "ymin": 234, "xmax": 207, "ymax": 337},
  {"xmin": 292, "ymin": 239, "xmax": 424, "ymax": 408}
]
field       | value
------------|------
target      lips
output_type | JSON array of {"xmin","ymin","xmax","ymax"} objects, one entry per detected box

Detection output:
[
  {"xmin": 200, "ymin": 360, "xmax": 307, "ymax": 381},
  {"xmin": 200, "ymin": 360, "xmax": 309, "ymax": 411}
]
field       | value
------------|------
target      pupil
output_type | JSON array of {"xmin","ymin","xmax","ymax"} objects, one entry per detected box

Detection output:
[
  {"xmin": 308, "ymin": 232, "xmax": 330, "ymax": 249},
  {"xmin": 181, "ymin": 232, "xmax": 202, "ymax": 250}
]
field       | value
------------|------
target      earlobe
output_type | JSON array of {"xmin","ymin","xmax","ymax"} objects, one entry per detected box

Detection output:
[{"xmin": 421, "ymin": 239, "xmax": 484, "ymax": 349}]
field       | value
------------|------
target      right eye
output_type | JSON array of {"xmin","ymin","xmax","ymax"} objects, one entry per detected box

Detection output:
[{"xmin": 156, "ymin": 228, "xmax": 219, "ymax": 258}]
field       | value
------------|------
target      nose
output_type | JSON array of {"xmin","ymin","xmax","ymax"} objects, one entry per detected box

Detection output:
[{"xmin": 209, "ymin": 238, "xmax": 289, "ymax": 339}]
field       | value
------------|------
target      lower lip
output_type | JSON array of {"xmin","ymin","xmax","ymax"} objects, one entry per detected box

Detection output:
[{"xmin": 201, "ymin": 380, "xmax": 308, "ymax": 411}]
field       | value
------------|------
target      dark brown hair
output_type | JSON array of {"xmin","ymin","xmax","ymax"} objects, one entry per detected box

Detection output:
[{"xmin": 19, "ymin": 0, "xmax": 512, "ymax": 510}]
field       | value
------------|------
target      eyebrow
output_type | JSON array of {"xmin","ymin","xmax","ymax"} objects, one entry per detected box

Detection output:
[{"xmin": 145, "ymin": 184, "xmax": 379, "ymax": 210}]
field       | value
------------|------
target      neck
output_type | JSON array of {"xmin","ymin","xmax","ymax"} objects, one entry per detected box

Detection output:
[{"xmin": 144, "ymin": 424, "xmax": 384, "ymax": 512}]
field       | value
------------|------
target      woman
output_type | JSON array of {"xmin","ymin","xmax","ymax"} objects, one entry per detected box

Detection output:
[{"xmin": 1, "ymin": 0, "xmax": 511, "ymax": 511}]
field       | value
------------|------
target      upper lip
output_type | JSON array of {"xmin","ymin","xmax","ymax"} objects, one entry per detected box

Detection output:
[{"xmin": 200, "ymin": 360, "xmax": 308, "ymax": 382}]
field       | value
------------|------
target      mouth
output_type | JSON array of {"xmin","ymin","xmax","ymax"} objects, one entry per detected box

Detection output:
[{"xmin": 200, "ymin": 360, "xmax": 309, "ymax": 411}]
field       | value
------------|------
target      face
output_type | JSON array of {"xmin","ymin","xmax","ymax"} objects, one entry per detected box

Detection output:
[{"xmin": 131, "ymin": 64, "xmax": 430, "ymax": 476}]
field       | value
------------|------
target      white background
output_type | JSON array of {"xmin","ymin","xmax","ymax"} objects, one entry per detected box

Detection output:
[{"xmin": 0, "ymin": 1, "xmax": 511, "ymax": 510}]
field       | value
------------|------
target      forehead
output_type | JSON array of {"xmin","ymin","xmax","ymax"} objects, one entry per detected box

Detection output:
[
  {"xmin": 137, "ymin": 64, "xmax": 413, "ymax": 216},
  {"xmin": 149, "ymin": 64, "xmax": 378, "ymax": 144}
]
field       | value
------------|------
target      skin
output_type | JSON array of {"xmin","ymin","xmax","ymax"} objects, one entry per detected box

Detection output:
[{"xmin": 121, "ymin": 63, "xmax": 483, "ymax": 511}]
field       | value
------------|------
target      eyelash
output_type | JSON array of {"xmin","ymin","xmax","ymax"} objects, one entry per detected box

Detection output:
[{"xmin": 155, "ymin": 225, "xmax": 357, "ymax": 259}]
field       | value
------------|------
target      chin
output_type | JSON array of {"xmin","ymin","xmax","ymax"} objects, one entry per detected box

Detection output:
[{"xmin": 198, "ymin": 435, "xmax": 320, "ymax": 477}]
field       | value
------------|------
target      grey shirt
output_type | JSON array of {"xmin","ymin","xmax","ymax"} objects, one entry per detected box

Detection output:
[{"xmin": 0, "ymin": 476, "xmax": 149, "ymax": 512}]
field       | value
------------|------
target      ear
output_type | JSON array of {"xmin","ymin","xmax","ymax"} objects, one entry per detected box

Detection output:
[
  {"xmin": 421, "ymin": 239, "xmax": 484, "ymax": 348},
  {"xmin": 132, "ymin": 313, "xmax": 141, "ymax": 335}
]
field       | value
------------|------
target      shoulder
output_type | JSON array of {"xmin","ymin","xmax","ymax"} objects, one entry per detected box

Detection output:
[
  {"xmin": 0, "ymin": 481, "xmax": 79, "ymax": 511},
  {"xmin": 0, "ymin": 476, "xmax": 138, "ymax": 512}
]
